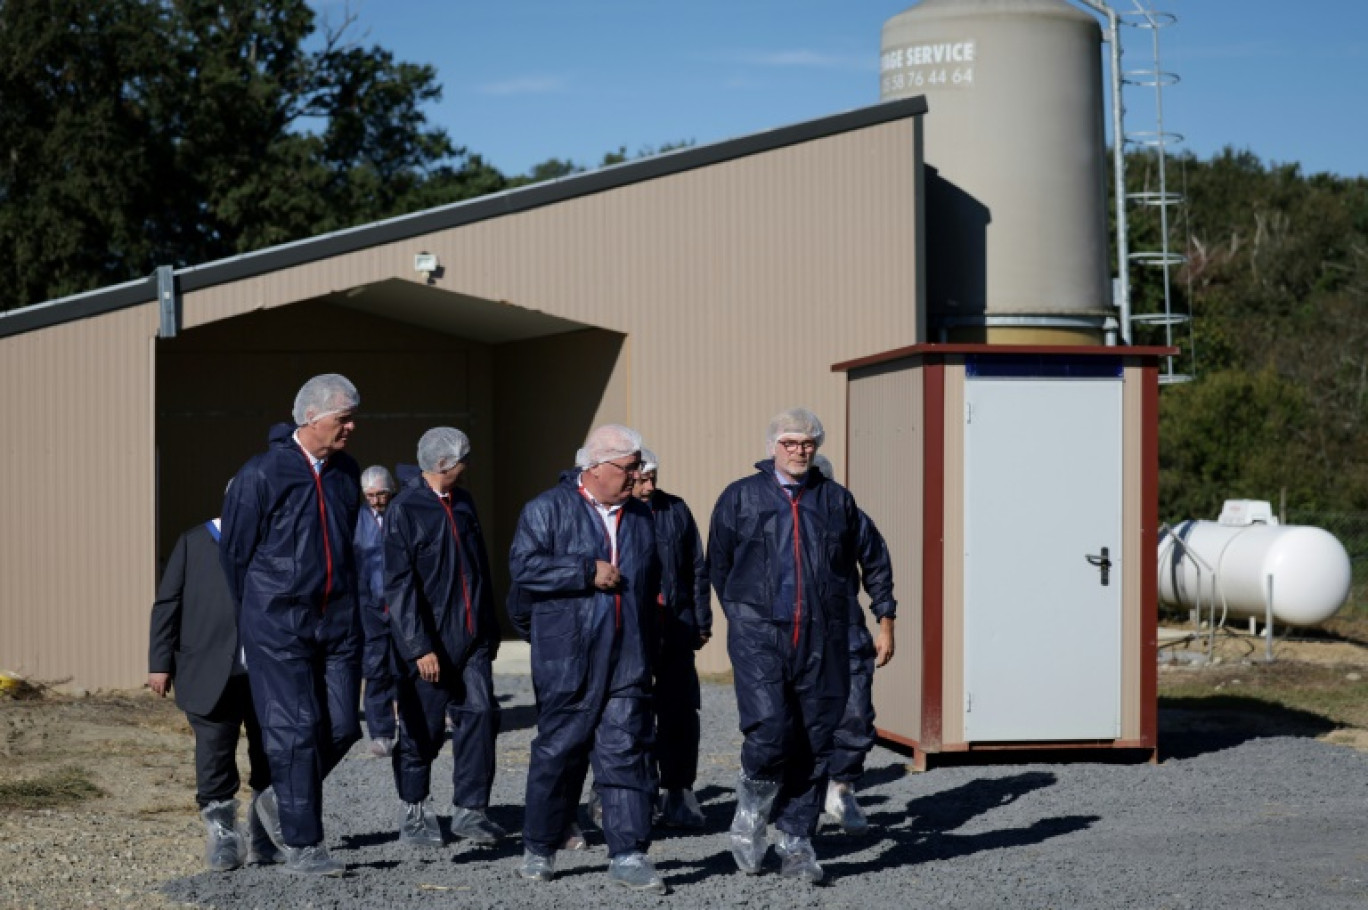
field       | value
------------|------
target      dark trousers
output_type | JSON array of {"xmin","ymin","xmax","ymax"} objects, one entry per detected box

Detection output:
[
  {"xmin": 653, "ymin": 637, "xmax": 701, "ymax": 790},
  {"xmin": 392, "ymin": 650, "xmax": 500, "ymax": 808},
  {"xmin": 524, "ymin": 694, "xmax": 654, "ymax": 859},
  {"xmin": 360, "ymin": 603, "xmax": 397, "ymax": 740},
  {"xmin": 185, "ymin": 674, "xmax": 271, "ymax": 808},
  {"xmin": 729, "ymin": 618, "xmax": 848, "ymax": 838},
  {"xmin": 245, "ymin": 616, "xmax": 362, "ymax": 848},
  {"xmin": 828, "ymin": 654, "xmax": 877, "ymax": 782}
]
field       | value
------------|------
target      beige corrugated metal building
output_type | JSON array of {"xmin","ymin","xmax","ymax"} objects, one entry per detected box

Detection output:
[{"xmin": 0, "ymin": 98, "xmax": 927, "ymax": 690}]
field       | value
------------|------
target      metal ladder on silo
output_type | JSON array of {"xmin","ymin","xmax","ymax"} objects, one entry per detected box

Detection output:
[{"xmin": 1120, "ymin": 2, "xmax": 1192, "ymax": 383}]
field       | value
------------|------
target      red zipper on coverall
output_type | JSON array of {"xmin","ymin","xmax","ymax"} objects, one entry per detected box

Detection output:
[
  {"xmin": 437, "ymin": 493, "xmax": 476, "ymax": 635},
  {"xmin": 579, "ymin": 488, "xmax": 625, "ymax": 629},
  {"xmin": 299, "ymin": 447, "xmax": 333, "ymax": 613}
]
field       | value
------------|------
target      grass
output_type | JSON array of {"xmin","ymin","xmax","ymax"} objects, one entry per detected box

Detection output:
[
  {"xmin": 1160, "ymin": 661, "xmax": 1368, "ymax": 731},
  {"xmin": 0, "ymin": 766, "xmax": 104, "ymax": 810}
]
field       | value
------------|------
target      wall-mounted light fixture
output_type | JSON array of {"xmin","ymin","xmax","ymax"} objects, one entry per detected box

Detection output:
[{"xmin": 415, "ymin": 251, "xmax": 439, "ymax": 282}]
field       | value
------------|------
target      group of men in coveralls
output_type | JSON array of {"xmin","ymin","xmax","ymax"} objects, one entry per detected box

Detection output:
[{"xmin": 147, "ymin": 372, "xmax": 896, "ymax": 892}]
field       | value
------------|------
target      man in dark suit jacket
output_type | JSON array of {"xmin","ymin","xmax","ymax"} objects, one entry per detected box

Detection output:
[{"xmin": 148, "ymin": 516, "xmax": 276, "ymax": 871}]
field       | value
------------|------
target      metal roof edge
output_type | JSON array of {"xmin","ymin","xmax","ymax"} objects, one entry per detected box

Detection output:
[
  {"xmin": 0, "ymin": 276, "xmax": 158, "ymax": 340},
  {"xmin": 0, "ymin": 96, "xmax": 927, "ymax": 340}
]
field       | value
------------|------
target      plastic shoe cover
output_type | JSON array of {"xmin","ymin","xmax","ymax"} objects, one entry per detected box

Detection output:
[
  {"xmin": 585, "ymin": 787, "xmax": 603, "ymax": 829},
  {"xmin": 368, "ymin": 737, "xmax": 395, "ymax": 758},
  {"xmin": 729, "ymin": 774, "xmax": 781, "ymax": 874},
  {"xmin": 398, "ymin": 800, "xmax": 444, "ymax": 847},
  {"xmin": 775, "ymin": 831, "xmax": 824, "ymax": 884},
  {"xmin": 824, "ymin": 781, "xmax": 869, "ymax": 834},
  {"xmin": 607, "ymin": 852, "xmax": 668, "ymax": 894},
  {"xmin": 561, "ymin": 821, "xmax": 588, "ymax": 851},
  {"xmin": 727, "ymin": 771, "xmax": 782, "ymax": 875},
  {"xmin": 450, "ymin": 806, "xmax": 505, "ymax": 845},
  {"xmin": 281, "ymin": 842, "xmax": 345, "ymax": 876},
  {"xmin": 248, "ymin": 791, "xmax": 282, "ymax": 864},
  {"xmin": 517, "ymin": 849, "xmax": 556, "ymax": 882},
  {"xmin": 200, "ymin": 799, "xmax": 244, "ymax": 872},
  {"xmin": 659, "ymin": 788, "xmax": 706, "ymax": 829},
  {"xmin": 252, "ymin": 787, "xmax": 286, "ymax": 853}
]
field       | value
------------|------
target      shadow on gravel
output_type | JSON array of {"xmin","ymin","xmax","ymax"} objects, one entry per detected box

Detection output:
[
  {"xmin": 858, "ymin": 762, "xmax": 911, "ymax": 789},
  {"xmin": 1158, "ymin": 695, "xmax": 1339, "ymax": 761},
  {"xmin": 816, "ymin": 772, "xmax": 1099, "ymax": 876},
  {"xmin": 694, "ymin": 783, "xmax": 729, "ymax": 806},
  {"xmin": 497, "ymin": 703, "xmax": 538, "ymax": 733},
  {"xmin": 853, "ymin": 813, "xmax": 1099, "ymax": 873},
  {"xmin": 339, "ymin": 829, "xmax": 399, "ymax": 850},
  {"xmin": 657, "ymin": 846, "xmax": 748, "ymax": 886},
  {"xmin": 347, "ymin": 858, "xmax": 403, "ymax": 872},
  {"xmin": 903, "ymin": 772, "xmax": 1058, "ymax": 827}
]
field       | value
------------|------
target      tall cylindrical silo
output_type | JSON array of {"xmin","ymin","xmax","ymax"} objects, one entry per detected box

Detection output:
[{"xmin": 881, "ymin": 0, "xmax": 1113, "ymax": 345}]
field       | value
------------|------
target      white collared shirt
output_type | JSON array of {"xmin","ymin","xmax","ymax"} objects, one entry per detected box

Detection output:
[
  {"xmin": 291, "ymin": 429, "xmax": 324, "ymax": 473},
  {"xmin": 578, "ymin": 477, "xmax": 623, "ymax": 562}
]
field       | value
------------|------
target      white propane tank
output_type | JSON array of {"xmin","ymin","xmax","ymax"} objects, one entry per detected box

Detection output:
[{"xmin": 1158, "ymin": 510, "xmax": 1352, "ymax": 627}]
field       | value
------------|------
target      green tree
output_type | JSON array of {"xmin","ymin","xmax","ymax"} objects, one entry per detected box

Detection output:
[
  {"xmin": 0, "ymin": 0, "xmax": 505, "ymax": 312},
  {"xmin": 1144, "ymin": 148, "xmax": 1368, "ymax": 518}
]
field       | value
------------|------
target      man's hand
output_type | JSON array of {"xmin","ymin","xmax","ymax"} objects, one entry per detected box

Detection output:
[
  {"xmin": 874, "ymin": 617, "xmax": 896, "ymax": 668},
  {"xmin": 416, "ymin": 652, "xmax": 440, "ymax": 684},
  {"xmin": 593, "ymin": 560, "xmax": 622, "ymax": 591},
  {"xmin": 148, "ymin": 673, "xmax": 172, "ymax": 697}
]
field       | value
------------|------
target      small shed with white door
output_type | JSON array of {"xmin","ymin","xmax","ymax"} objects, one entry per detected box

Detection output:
[{"xmin": 833, "ymin": 343, "xmax": 1173, "ymax": 769}]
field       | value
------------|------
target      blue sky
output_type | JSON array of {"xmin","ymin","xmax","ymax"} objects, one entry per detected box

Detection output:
[{"xmin": 309, "ymin": 1, "xmax": 1366, "ymax": 180}]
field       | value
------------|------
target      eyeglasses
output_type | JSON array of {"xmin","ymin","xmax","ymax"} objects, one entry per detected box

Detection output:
[
  {"xmin": 598, "ymin": 459, "xmax": 643, "ymax": 476},
  {"xmin": 776, "ymin": 439, "xmax": 817, "ymax": 453}
]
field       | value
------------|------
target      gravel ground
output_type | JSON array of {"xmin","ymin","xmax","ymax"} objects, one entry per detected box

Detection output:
[{"xmin": 146, "ymin": 672, "xmax": 1368, "ymax": 910}]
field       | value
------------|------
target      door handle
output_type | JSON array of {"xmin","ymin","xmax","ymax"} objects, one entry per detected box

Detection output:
[{"xmin": 1085, "ymin": 546, "xmax": 1111, "ymax": 586}]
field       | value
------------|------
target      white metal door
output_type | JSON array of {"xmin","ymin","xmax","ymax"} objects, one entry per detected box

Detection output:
[{"xmin": 963, "ymin": 371, "xmax": 1123, "ymax": 741}]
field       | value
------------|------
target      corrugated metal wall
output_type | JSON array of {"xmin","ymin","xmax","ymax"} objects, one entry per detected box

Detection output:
[
  {"xmin": 0, "ymin": 303, "xmax": 158, "ymax": 687},
  {"xmin": 2, "ymin": 115, "xmax": 923, "ymax": 687},
  {"xmin": 847, "ymin": 361, "xmax": 925, "ymax": 739},
  {"xmin": 1121, "ymin": 361, "xmax": 1145, "ymax": 740}
]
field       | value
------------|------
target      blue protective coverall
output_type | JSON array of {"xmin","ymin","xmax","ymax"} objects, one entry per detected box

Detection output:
[
  {"xmin": 827, "ymin": 509, "xmax": 897, "ymax": 783},
  {"xmin": 220, "ymin": 423, "xmax": 363, "ymax": 848},
  {"xmin": 708, "ymin": 460, "xmax": 894, "ymax": 837},
  {"xmin": 383, "ymin": 470, "xmax": 502, "ymax": 809},
  {"xmin": 647, "ymin": 489, "xmax": 712, "ymax": 792},
  {"xmin": 354, "ymin": 500, "xmax": 397, "ymax": 741},
  {"xmin": 510, "ymin": 471, "xmax": 661, "ymax": 859}
]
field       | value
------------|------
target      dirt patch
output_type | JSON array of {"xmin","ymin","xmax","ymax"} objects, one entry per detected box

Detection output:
[
  {"xmin": 1, "ymin": 692, "xmax": 210, "ymax": 909},
  {"xmin": 1158, "ymin": 620, "xmax": 1368, "ymax": 750}
]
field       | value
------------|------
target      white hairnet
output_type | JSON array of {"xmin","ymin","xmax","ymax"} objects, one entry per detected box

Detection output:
[
  {"xmin": 418, "ymin": 427, "xmax": 471, "ymax": 473},
  {"xmin": 360, "ymin": 465, "xmax": 395, "ymax": 492},
  {"xmin": 766, "ymin": 407, "xmax": 825, "ymax": 454},
  {"xmin": 638, "ymin": 447, "xmax": 659, "ymax": 475},
  {"xmin": 293, "ymin": 374, "xmax": 360, "ymax": 426},
  {"xmin": 811, "ymin": 454, "xmax": 834, "ymax": 480},
  {"xmin": 574, "ymin": 424, "xmax": 643, "ymax": 469}
]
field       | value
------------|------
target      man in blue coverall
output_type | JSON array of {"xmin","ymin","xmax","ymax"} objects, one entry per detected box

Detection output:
[
  {"xmin": 634, "ymin": 447, "xmax": 711, "ymax": 829},
  {"xmin": 220, "ymin": 373, "xmax": 363, "ymax": 877},
  {"xmin": 384, "ymin": 427, "xmax": 504, "ymax": 849},
  {"xmin": 811, "ymin": 454, "xmax": 897, "ymax": 834},
  {"xmin": 355, "ymin": 464, "xmax": 398, "ymax": 757},
  {"xmin": 510, "ymin": 424, "xmax": 666, "ymax": 894},
  {"xmin": 708, "ymin": 408, "xmax": 895, "ymax": 883}
]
